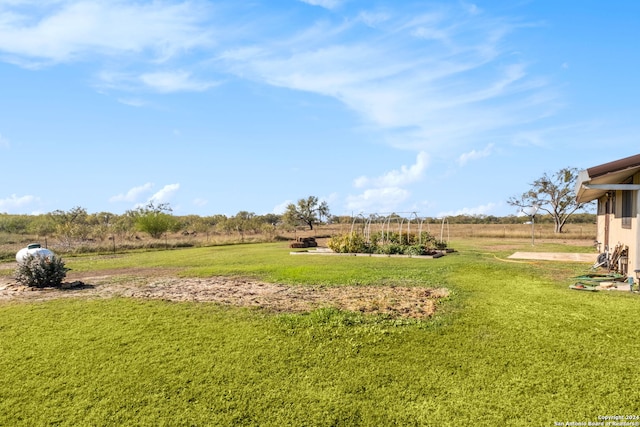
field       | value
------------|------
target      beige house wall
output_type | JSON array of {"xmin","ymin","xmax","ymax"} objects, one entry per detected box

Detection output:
[{"xmin": 595, "ymin": 171, "xmax": 640, "ymax": 277}]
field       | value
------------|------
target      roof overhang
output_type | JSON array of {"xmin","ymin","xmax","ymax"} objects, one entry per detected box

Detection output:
[{"xmin": 575, "ymin": 154, "xmax": 640, "ymax": 203}]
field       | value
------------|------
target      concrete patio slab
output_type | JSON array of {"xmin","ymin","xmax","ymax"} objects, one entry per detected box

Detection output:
[{"xmin": 508, "ymin": 252, "xmax": 598, "ymax": 262}]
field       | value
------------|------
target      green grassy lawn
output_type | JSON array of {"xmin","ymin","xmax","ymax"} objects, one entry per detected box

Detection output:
[{"xmin": 1, "ymin": 240, "xmax": 639, "ymax": 426}]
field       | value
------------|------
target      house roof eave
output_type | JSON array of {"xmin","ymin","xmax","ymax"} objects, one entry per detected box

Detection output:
[
  {"xmin": 587, "ymin": 153, "xmax": 640, "ymax": 179},
  {"xmin": 575, "ymin": 154, "xmax": 640, "ymax": 204}
]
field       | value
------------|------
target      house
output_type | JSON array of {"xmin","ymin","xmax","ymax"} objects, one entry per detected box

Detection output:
[{"xmin": 575, "ymin": 153, "xmax": 640, "ymax": 277}]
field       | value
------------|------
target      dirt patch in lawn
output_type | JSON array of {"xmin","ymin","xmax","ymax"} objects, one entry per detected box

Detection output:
[{"xmin": 0, "ymin": 266, "xmax": 448, "ymax": 319}]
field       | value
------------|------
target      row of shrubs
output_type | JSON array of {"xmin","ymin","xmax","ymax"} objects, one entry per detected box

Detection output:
[{"xmin": 327, "ymin": 231, "xmax": 447, "ymax": 255}]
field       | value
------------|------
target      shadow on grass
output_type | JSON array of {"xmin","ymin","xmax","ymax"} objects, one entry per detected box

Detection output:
[{"xmin": 59, "ymin": 281, "xmax": 96, "ymax": 291}]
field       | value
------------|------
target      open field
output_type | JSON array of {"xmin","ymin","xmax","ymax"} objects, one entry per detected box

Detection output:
[
  {"xmin": 1, "ymin": 235, "xmax": 637, "ymax": 426},
  {"xmin": 0, "ymin": 221, "xmax": 597, "ymax": 262}
]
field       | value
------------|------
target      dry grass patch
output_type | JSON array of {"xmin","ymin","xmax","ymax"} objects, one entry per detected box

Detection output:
[
  {"xmin": 120, "ymin": 278, "xmax": 449, "ymax": 319},
  {"xmin": 0, "ymin": 269, "xmax": 448, "ymax": 319}
]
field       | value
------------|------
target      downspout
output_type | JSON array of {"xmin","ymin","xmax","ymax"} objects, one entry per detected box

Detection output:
[{"xmin": 604, "ymin": 192, "xmax": 611, "ymax": 252}]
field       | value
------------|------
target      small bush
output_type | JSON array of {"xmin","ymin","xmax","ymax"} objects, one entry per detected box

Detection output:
[
  {"xmin": 376, "ymin": 243, "xmax": 405, "ymax": 255},
  {"xmin": 15, "ymin": 254, "xmax": 69, "ymax": 288},
  {"xmin": 434, "ymin": 240, "xmax": 448, "ymax": 250},
  {"xmin": 404, "ymin": 244, "xmax": 428, "ymax": 256},
  {"xmin": 328, "ymin": 232, "xmax": 373, "ymax": 254}
]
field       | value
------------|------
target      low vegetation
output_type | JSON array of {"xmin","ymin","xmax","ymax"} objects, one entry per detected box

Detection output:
[
  {"xmin": 1, "ymin": 236, "xmax": 637, "ymax": 425},
  {"xmin": 0, "ymin": 215, "xmax": 596, "ymax": 263},
  {"xmin": 14, "ymin": 254, "xmax": 69, "ymax": 288},
  {"xmin": 328, "ymin": 230, "xmax": 446, "ymax": 255}
]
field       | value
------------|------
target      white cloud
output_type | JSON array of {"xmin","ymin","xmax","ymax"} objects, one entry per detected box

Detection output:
[
  {"xmin": 411, "ymin": 26, "xmax": 449, "ymax": 42},
  {"xmin": 117, "ymin": 97, "xmax": 146, "ymax": 107},
  {"xmin": 346, "ymin": 187, "xmax": 410, "ymax": 214},
  {"xmin": 139, "ymin": 71, "xmax": 219, "ymax": 93},
  {"xmin": 321, "ymin": 192, "xmax": 339, "ymax": 206},
  {"xmin": 97, "ymin": 69, "xmax": 219, "ymax": 94},
  {"xmin": 347, "ymin": 152, "xmax": 429, "ymax": 214},
  {"xmin": 437, "ymin": 202, "xmax": 498, "ymax": 217},
  {"xmin": 357, "ymin": 11, "xmax": 391, "ymax": 28},
  {"xmin": 354, "ymin": 151, "xmax": 429, "ymax": 188},
  {"xmin": 148, "ymin": 183, "xmax": 180, "ymax": 205},
  {"xmin": 458, "ymin": 143, "xmax": 494, "ymax": 166},
  {"xmin": 0, "ymin": 194, "xmax": 38, "ymax": 213},
  {"xmin": 216, "ymin": 5, "xmax": 554, "ymax": 153},
  {"xmin": 272, "ymin": 200, "xmax": 292, "ymax": 215},
  {"xmin": 0, "ymin": 1, "xmax": 213, "ymax": 66},
  {"xmin": 298, "ymin": 0, "xmax": 342, "ymax": 10},
  {"xmin": 1, "ymin": 2, "xmax": 560, "ymax": 156},
  {"xmin": 109, "ymin": 182, "xmax": 153, "ymax": 203}
]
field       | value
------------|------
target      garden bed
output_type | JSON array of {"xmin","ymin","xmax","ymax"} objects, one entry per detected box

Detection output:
[{"xmin": 290, "ymin": 248, "xmax": 449, "ymax": 258}]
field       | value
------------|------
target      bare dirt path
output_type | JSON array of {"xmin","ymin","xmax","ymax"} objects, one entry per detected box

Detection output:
[{"xmin": 0, "ymin": 265, "xmax": 448, "ymax": 319}]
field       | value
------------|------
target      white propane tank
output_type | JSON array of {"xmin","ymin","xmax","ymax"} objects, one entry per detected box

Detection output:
[{"xmin": 16, "ymin": 243, "xmax": 55, "ymax": 264}]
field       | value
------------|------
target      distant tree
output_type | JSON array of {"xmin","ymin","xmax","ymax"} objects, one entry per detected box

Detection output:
[
  {"xmin": 283, "ymin": 196, "xmax": 330, "ymax": 230},
  {"xmin": 568, "ymin": 213, "xmax": 597, "ymax": 224},
  {"xmin": 27, "ymin": 215, "xmax": 56, "ymax": 239},
  {"xmin": 131, "ymin": 202, "xmax": 176, "ymax": 239},
  {"xmin": 228, "ymin": 211, "xmax": 259, "ymax": 241},
  {"xmin": 333, "ymin": 215, "xmax": 353, "ymax": 224},
  {"xmin": 508, "ymin": 167, "xmax": 591, "ymax": 233},
  {"xmin": 208, "ymin": 214, "xmax": 227, "ymax": 224},
  {"xmin": 0, "ymin": 214, "xmax": 30, "ymax": 234},
  {"xmin": 49, "ymin": 206, "xmax": 88, "ymax": 226},
  {"xmin": 112, "ymin": 213, "xmax": 137, "ymax": 240},
  {"xmin": 258, "ymin": 213, "xmax": 281, "ymax": 226},
  {"xmin": 190, "ymin": 216, "xmax": 213, "ymax": 242},
  {"xmin": 49, "ymin": 206, "xmax": 90, "ymax": 247},
  {"xmin": 176, "ymin": 214, "xmax": 201, "ymax": 233},
  {"xmin": 88, "ymin": 212, "xmax": 116, "ymax": 241}
]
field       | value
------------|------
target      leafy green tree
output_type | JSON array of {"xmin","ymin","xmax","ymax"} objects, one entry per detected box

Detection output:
[
  {"xmin": 26, "ymin": 215, "xmax": 56, "ymax": 239},
  {"xmin": 283, "ymin": 196, "xmax": 330, "ymax": 230},
  {"xmin": 258, "ymin": 213, "xmax": 281, "ymax": 226},
  {"xmin": 132, "ymin": 202, "xmax": 177, "ymax": 239},
  {"xmin": 0, "ymin": 214, "xmax": 30, "ymax": 234},
  {"xmin": 508, "ymin": 167, "xmax": 591, "ymax": 233}
]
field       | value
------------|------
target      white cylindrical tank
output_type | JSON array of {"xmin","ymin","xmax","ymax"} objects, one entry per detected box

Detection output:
[{"xmin": 16, "ymin": 243, "xmax": 55, "ymax": 264}]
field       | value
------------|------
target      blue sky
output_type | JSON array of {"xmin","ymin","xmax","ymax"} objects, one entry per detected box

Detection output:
[{"xmin": 1, "ymin": 0, "xmax": 638, "ymax": 218}]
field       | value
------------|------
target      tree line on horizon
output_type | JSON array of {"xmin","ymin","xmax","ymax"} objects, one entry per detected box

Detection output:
[
  {"xmin": 0, "ymin": 205, "xmax": 595, "ymax": 237},
  {"xmin": 0, "ymin": 166, "xmax": 595, "ymax": 244}
]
